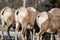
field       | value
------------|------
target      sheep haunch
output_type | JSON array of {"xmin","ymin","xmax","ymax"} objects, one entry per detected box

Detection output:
[{"xmin": 1, "ymin": 7, "xmax": 15, "ymax": 40}]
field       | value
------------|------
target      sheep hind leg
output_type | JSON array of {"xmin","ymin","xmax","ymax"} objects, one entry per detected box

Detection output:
[
  {"xmin": 30, "ymin": 30, "xmax": 33, "ymax": 40},
  {"xmin": 21, "ymin": 22, "xmax": 28, "ymax": 40},
  {"xmin": 15, "ymin": 22, "xmax": 19, "ymax": 40},
  {"xmin": 39, "ymin": 28, "xmax": 48, "ymax": 40},
  {"xmin": 22, "ymin": 27, "xmax": 27, "ymax": 40},
  {"xmin": 21, "ymin": 32, "xmax": 25, "ymax": 40},
  {"xmin": 1, "ymin": 22, "xmax": 4, "ymax": 40},
  {"xmin": 50, "ymin": 33, "xmax": 53, "ymax": 40},
  {"xmin": 6, "ymin": 24, "xmax": 12, "ymax": 39},
  {"xmin": 39, "ymin": 34, "xmax": 42, "ymax": 40},
  {"xmin": 32, "ymin": 29, "xmax": 35, "ymax": 40}
]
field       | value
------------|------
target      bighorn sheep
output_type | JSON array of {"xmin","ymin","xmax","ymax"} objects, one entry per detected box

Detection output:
[
  {"xmin": 0, "ymin": 7, "xmax": 15, "ymax": 40},
  {"xmin": 36, "ymin": 8, "xmax": 60, "ymax": 40},
  {"xmin": 15, "ymin": 7, "xmax": 38, "ymax": 40}
]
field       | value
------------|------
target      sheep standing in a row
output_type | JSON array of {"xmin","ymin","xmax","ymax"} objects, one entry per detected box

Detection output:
[{"xmin": 0, "ymin": 7, "xmax": 15, "ymax": 40}]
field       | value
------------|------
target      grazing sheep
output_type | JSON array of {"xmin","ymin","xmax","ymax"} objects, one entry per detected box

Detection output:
[
  {"xmin": 36, "ymin": 8, "xmax": 60, "ymax": 40},
  {"xmin": 0, "ymin": 7, "xmax": 15, "ymax": 40},
  {"xmin": 15, "ymin": 7, "xmax": 38, "ymax": 40}
]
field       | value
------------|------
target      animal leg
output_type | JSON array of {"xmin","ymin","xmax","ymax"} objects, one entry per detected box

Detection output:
[
  {"xmin": 21, "ymin": 27, "xmax": 27, "ymax": 40},
  {"xmin": 32, "ymin": 29, "xmax": 35, "ymax": 40},
  {"xmin": 21, "ymin": 21, "xmax": 27, "ymax": 40},
  {"xmin": 1, "ymin": 21, "xmax": 4, "ymax": 40},
  {"xmin": 39, "ymin": 28, "xmax": 48, "ymax": 40},
  {"xmin": 30, "ymin": 30, "xmax": 33, "ymax": 40},
  {"xmin": 15, "ymin": 22, "xmax": 19, "ymax": 40},
  {"xmin": 6, "ymin": 24, "xmax": 12, "ymax": 39},
  {"xmin": 37, "ymin": 34, "xmax": 39, "ymax": 40},
  {"xmin": 39, "ymin": 34, "xmax": 42, "ymax": 40},
  {"xmin": 21, "ymin": 29, "xmax": 25, "ymax": 40},
  {"xmin": 50, "ymin": 33, "xmax": 53, "ymax": 40}
]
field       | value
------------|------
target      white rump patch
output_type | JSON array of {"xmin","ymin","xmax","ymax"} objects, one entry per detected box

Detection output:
[
  {"xmin": 1, "ymin": 8, "xmax": 12, "ymax": 22},
  {"xmin": 15, "ymin": 7, "xmax": 28, "ymax": 24},
  {"xmin": 36, "ymin": 12, "xmax": 48, "ymax": 28}
]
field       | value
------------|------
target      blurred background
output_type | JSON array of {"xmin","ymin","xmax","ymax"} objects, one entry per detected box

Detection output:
[{"xmin": 0, "ymin": 0, "xmax": 60, "ymax": 11}]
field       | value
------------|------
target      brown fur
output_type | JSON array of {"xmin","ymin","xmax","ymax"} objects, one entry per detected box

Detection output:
[
  {"xmin": 38, "ymin": 8, "xmax": 60, "ymax": 40},
  {"xmin": 15, "ymin": 7, "xmax": 38, "ymax": 40},
  {"xmin": 21, "ymin": 9, "xmax": 38, "ymax": 40}
]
